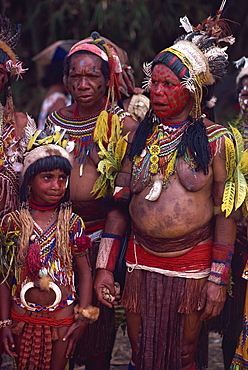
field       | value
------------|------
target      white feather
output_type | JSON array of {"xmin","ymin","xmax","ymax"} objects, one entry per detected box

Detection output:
[{"xmin": 179, "ymin": 16, "xmax": 193, "ymax": 33}]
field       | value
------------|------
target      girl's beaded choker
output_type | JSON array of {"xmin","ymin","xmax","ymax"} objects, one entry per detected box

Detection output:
[{"xmin": 29, "ymin": 198, "xmax": 59, "ymax": 211}]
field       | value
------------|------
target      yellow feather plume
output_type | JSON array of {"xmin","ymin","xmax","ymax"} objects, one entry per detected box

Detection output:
[{"xmin": 93, "ymin": 110, "xmax": 109, "ymax": 143}]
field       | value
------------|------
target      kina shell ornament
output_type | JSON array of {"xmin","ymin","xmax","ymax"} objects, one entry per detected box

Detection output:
[
  {"xmin": 20, "ymin": 281, "xmax": 62, "ymax": 311},
  {"xmin": 145, "ymin": 173, "xmax": 163, "ymax": 201}
]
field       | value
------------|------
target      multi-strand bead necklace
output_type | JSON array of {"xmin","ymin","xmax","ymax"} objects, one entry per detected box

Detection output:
[{"xmin": 133, "ymin": 119, "xmax": 191, "ymax": 187}]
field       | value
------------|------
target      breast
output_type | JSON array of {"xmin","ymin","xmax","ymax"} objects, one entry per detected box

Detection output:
[
  {"xmin": 70, "ymin": 157, "xmax": 100, "ymax": 202},
  {"xmin": 176, "ymin": 157, "xmax": 213, "ymax": 192}
]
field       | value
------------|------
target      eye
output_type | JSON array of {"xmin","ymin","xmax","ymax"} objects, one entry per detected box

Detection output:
[
  {"xmin": 59, "ymin": 175, "xmax": 67, "ymax": 182},
  {"xmin": 43, "ymin": 175, "xmax": 51, "ymax": 180}
]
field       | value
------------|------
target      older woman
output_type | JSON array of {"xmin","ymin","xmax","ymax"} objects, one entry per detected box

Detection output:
[{"xmin": 94, "ymin": 12, "xmax": 245, "ymax": 370}]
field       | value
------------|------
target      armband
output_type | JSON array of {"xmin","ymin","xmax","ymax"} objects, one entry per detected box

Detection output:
[
  {"xmin": 113, "ymin": 186, "xmax": 131, "ymax": 201},
  {"xmin": 213, "ymin": 181, "xmax": 225, "ymax": 199},
  {"xmin": 208, "ymin": 242, "xmax": 234, "ymax": 285},
  {"xmin": 0, "ymin": 319, "xmax": 12, "ymax": 328},
  {"xmin": 96, "ymin": 233, "xmax": 122, "ymax": 272},
  {"xmin": 74, "ymin": 305, "xmax": 100, "ymax": 324}
]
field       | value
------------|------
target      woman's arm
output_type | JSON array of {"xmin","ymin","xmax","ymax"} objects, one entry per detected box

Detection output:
[
  {"xmin": 63, "ymin": 254, "xmax": 93, "ymax": 358},
  {"xmin": 0, "ymin": 279, "xmax": 17, "ymax": 357},
  {"xmin": 199, "ymin": 135, "xmax": 237, "ymax": 320}
]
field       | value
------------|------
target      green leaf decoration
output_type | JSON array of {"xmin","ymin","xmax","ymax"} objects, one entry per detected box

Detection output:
[
  {"xmin": 234, "ymin": 168, "xmax": 247, "ymax": 210},
  {"xmin": 229, "ymin": 124, "xmax": 244, "ymax": 163},
  {"xmin": 224, "ymin": 136, "xmax": 236, "ymax": 181},
  {"xmin": 221, "ymin": 181, "xmax": 235, "ymax": 217},
  {"xmin": 237, "ymin": 149, "xmax": 248, "ymax": 176}
]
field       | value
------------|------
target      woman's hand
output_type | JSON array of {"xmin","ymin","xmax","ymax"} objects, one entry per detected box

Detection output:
[
  {"xmin": 62, "ymin": 319, "xmax": 87, "ymax": 358},
  {"xmin": 1, "ymin": 326, "xmax": 17, "ymax": 358}
]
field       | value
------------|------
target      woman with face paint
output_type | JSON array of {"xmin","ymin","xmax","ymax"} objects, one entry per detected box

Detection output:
[
  {"xmin": 0, "ymin": 15, "xmax": 32, "ymax": 218},
  {"xmin": 45, "ymin": 32, "xmax": 138, "ymax": 369},
  {"xmin": 95, "ymin": 9, "xmax": 247, "ymax": 370}
]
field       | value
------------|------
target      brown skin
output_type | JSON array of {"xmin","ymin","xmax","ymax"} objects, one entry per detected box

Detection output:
[
  {"xmin": 61, "ymin": 53, "xmax": 137, "ymax": 226},
  {"xmin": 0, "ymin": 169, "xmax": 93, "ymax": 368},
  {"xmin": 55, "ymin": 51, "xmax": 137, "ymax": 369},
  {"xmin": 94, "ymin": 64, "xmax": 236, "ymax": 369}
]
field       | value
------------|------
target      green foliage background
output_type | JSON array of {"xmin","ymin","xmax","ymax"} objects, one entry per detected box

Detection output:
[{"xmin": 2, "ymin": 0, "xmax": 248, "ymax": 124}]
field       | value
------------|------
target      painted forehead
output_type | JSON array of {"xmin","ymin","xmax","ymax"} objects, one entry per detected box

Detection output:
[
  {"xmin": 152, "ymin": 63, "xmax": 181, "ymax": 82},
  {"xmin": 69, "ymin": 53, "xmax": 102, "ymax": 71}
]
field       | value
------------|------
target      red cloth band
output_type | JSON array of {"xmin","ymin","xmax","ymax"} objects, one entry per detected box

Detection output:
[
  {"xmin": 126, "ymin": 238, "xmax": 213, "ymax": 272},
  {"xmin": 11, "ymin": 309, "xmax": 75, "ymax": 327}
]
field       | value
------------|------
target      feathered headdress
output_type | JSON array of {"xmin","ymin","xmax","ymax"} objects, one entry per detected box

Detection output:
[
  {"xmin": 142, "ymin": 0, "xmax": 235, "ymax": 118},
  {"xmin": 0, "ymin": 15, "xmax": 27, "ymax": 79}
]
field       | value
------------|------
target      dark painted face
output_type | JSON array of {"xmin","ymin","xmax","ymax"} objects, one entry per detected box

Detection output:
[
  {"xmin": 239, "ymin": 76, "xmax": 248, "ymax": 118},
  {"xmin": 150, "ymin": 63, "xmax": 192, "ymax": 121},
  {"xmin": 66, "ymin": 53, "xmax": 108, "ymax": 110},
  {"xmin": 0, "ymin": 63, "xmax": 8, "ymax": 93}
]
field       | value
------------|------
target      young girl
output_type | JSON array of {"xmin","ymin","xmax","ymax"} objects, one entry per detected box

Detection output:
[{"xmin": 0, "ymin": 133, "xmax": 99, "ymax": 370}]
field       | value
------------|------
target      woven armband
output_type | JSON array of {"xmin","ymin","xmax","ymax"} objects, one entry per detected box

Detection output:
[
  {"xmin": 96, "ymin": 233, "xmax": 122, "ymax": 272},
  {"xmin": 208, "ymin": 242, "xmax": 234, "ymax": 285},
  {"xmin": 113, "ymin": 186, "xmax": 131, "ymax": 201}
]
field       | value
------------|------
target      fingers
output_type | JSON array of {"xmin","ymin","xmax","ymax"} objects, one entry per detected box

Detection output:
[
  {"xmin": 199, "ymin": 295, "xmax": 225, "ymax": 321},
  {"xmin": 65, "ymin": 338, "xmax": 75, "ymax": 359},
  {"xmin": 3, "ymin": 338, "xmax": 17, "ymax": 358},
  {"xmin": 62, "ymin": 324, "xmax": 76, "ymax": 342}
]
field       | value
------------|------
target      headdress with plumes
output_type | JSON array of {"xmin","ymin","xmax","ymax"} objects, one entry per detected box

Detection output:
[
  {"xmin": 142, "ymin": 2, "xmax": 235, "ymax": 118},
  {"xmin": 0, "ymin": 15, "xmax": 27, "ymax": 79},
  {"xmin": 234, "ymin": 56, "xmax": 248, "ymax": 88},
  {"xmin": 131, "ymin": 1, "xmax": 235, "ymax": 175}
]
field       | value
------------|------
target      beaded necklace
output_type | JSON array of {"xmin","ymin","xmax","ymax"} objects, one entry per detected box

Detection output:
[
  {"xmin": 47, "ymin": 100, "xmax": 126, "ymax": 167},
  {"xmin": 29, "ymin": 198, "xmax": 59, "ymax": 211},
  {"xmin": 133, "ymin": 119, "xmax": 191, "ymax": 187}
]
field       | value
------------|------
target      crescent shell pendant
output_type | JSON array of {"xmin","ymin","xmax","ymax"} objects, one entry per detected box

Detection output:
[{"xmin": 20, "ymin": 281, "xmax": 62, "ymax": 311}]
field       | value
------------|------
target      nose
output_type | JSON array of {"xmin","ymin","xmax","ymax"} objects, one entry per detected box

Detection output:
[
  {"xmin": 51, "ymin": 179, "xmax": 61, "ymax": 190},
  {"xmin": 153, "ymin": 83, "xmax": 164, "ymax": 96},
  {"xmin": 77, "ymin": 76, "xmax": 89, "ymax": 89}
]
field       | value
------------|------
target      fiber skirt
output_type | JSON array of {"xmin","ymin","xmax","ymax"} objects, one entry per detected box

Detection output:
[{"xmin": 122, "ymin": 269, "xmax": 209, "ymax": 370}]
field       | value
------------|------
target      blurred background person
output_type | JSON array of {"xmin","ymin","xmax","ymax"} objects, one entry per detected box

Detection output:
[{"xmin": 33, "ymin": 39, "xmax": 77, "ymax": 129}]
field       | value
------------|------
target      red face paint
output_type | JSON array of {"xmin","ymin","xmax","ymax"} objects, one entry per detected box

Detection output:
[
  {"xmin": 150, "ymin": 63, "xmax": 192, "ymax": 121},
  {"xmin": 30, "ymin": 169, "xmax": 68, "ymax": 204}
]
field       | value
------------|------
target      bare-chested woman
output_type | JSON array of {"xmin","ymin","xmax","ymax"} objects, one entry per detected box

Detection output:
[
  {"xmin": 94, "ymin": 14, "xmax": 240, "ymax": 370},
  {"xmin": 45, "ymin": 33, "xmax": 138, "ymax": 369}
]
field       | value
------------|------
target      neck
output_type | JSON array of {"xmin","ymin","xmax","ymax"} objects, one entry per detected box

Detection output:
[
  {"xmin": 29, "ymin": 197, "xmax": 59, "ymax": 211},
  {"xmin": 160, "ymin": 117, "xmax": 190, "ymax": 127},
  {"xmin": 74, "ymin": 97, "xmax": 107, "ymax": 118}
]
